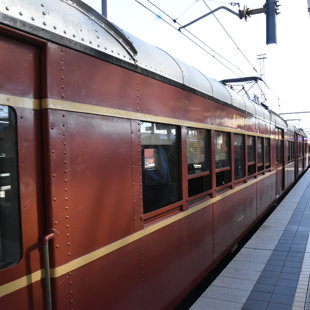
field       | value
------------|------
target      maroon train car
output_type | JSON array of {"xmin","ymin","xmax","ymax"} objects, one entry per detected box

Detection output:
[{"xmin": 0, "ymin": 1, "xmax": 309, "ymax": 309}]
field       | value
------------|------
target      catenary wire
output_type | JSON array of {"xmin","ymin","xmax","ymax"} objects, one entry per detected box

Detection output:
[
  {"xmin": 136, "ymin": 0, "xmax": 280, "ymax": 110},
  {"xmin": 174, "ymin": 0, "xmax": 201, "ymax": 22},
  {"xmin": 202, "ymin": 0, "xmax": 280, "ymax": 107},
  {"xmin": 145, "ymin": 0, "xmax": 244, "ymax": 74},
  {"xmin": 202, "ymin": 0, "xmax": 259, "ymax": 75},
  {"xmin": 139, "ymin": 0, "xmax": 245, "ymax": 76},
  {"xmin": 135, "ymin": 0, "xmax": 242, "ymax": 76}
]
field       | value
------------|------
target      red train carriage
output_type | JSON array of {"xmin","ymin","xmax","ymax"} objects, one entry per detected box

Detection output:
[{"xmin": 0, "ymin": 1, "xmax": 309, "ymax": 309}]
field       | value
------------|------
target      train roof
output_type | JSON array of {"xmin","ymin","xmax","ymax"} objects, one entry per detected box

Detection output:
[{"xmin": 0, "ymin": 0, "xmax": 307, "ymax": 137}]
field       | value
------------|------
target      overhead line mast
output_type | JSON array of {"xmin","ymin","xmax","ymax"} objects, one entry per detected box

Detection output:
[
  {"xmin": 102, "ymin": 0, "xmax": 107, "ymax": 17},
  {"xmin": 178, "ymin": 0, "xmax": 280, "ymax": 45}
]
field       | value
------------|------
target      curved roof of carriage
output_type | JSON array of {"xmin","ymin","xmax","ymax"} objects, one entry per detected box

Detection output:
[{"xmin": 0, "ymin": 0, "xmax": 294, "ymax": 131}]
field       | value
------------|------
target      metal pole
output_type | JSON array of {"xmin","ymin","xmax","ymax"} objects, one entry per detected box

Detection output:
[
  {"xmin": 102, "ymin": 0, "xmax": 107, "ymax": 17},
  {"xmin": 179, "ymin": 6, "xmax": 241, "ymax": 30},
  {"xmin": 43, "ymin": 233, "xmax": 55, "ymax": 310}
]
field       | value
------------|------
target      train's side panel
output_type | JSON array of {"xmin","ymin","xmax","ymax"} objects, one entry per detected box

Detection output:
[
  {"xmin": 285, "ymin": 162, "xmax": 295, "ymax": 188},
  {"xmin": 142, "ymin": 207, "xmax": 213, "ymax": 309},
  {"xmin": 43, "ymin": 43, "xmax": 215, "ymax": 309},
  {"xmin": 44, "ymin": 110, "xmax": 137, "ymax": 265},
  {"xmin": 213, "ymin": 183, "xmax": 256, "ymax": 260},
  {"xmin": 52, "ymin": 241, "xmax": 143, "ymax": 310},
  {"xmin": 0, "ymin": 34, "xmax": 45, "ymax": 308},
  {"xmin": 44, "ymin": 44, "xmax": 145, "ymax": 309},
  {"xmin": 45, "ymin": 43, "xmax": 139, "ymax": 112},
  {"xmin": 1, "ymin": 28, "xmax": 308, "ymax": 310},
  {"xmin": 257, "ymin": 173, "xmax": 276, "ymax": 217}
]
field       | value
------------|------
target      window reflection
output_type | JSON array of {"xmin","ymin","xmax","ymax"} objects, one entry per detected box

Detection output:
[
  {"xmin": 247, "ymin": 136, "xmax": 255, "ymax": 163},
  {"xmin": 265, "ymin": 138, "xmax": 270, "ymax": 164},
  {"xmin": 141, "ymin": 122, "xmax": 180, "ymax": 214},
  {"xmin": 257, "ymin": 137, "xmax": 263, "ymax": 164},
  {"xmin": 0, "ymin": 105, "xmax": 22, "ymax": 270},
  {"xmin": 215, "ymin": 131, "xmax": 230, "ymax": 169},
  {"xmin": 187, "ymin": 128, "xmax": 209, "ymax": 174},
  {"xmin": 234, "ymin": 134, "xmax": 245, "ymax": 180}
]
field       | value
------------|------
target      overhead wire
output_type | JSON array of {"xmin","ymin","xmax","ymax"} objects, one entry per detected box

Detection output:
[
  {"xmin": 174, "ymin": 0, "xmax": 200, "ymax": 22},
  {"xmin": 201, "ymin": 0, "xmax": 281, "ymax": 108},
  {"xmin": 145, "ymin": 0, "xmax": 245, "ymax": 75},
  {"xmin": 202, "ymin": 0, "xmax": 259, "ymax": 75},
  {"xmin": 208, "ymin": 0, "xmax": 240, "ymax": 6},
  {"xmin": 136, "ymin": 0, "xmax": 245, "ymax": 76},
  {"xmin": 134, "ymin": 0, "xmax": 280, "ymax": 108}
]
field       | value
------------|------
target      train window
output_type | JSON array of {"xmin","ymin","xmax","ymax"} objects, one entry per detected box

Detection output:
[
  {"xmin": 287, "ymin": 141, "xmax": 290, "ymax": 162},
  {"xmin": 216, "ymin": 170, "xmax": 231, "ymax": 187},
  {"xmin": 247, "ymin": 136, "xmax": 256, "ymax": 176},
  {"xmin": 247, "ymin": 136, "xmax": 255, "ymax": 163},
  {"xmin": 0, "ymin": 105, "xmax": 22, "ymax": 270},
  {"xmin": 187, "ymin": 128, "xmax": 209, "ymax": 175},
  {"xmin": 234, "ymin": 134, "xmax": 245, "ymax": 180},
  {"xmin": 187, "ymin": 128, "xmax": 211, "ymax": 198},
  {"xmin": 265, "ymin": 138, "xmax": 270, "ymax": 167},
  {"xmin": 299, "ymin": 141, "xmax": 303, "ymax": 157},
  {"xmin": 215, "ymin": 131, "xmax": 230, "ymax": 169},
  {"xmin": 188, "ymin": 176, "xmax": 212, "ymax": 197},
  {"xmin": 276, "ymin": 139, "xmax": 283, "ymax": 163},
  {"xmin": 141, "ymin": 122, "xmax": 180, "ymax": 214},
  {"xmin": 292, "ymin": 141, "xmax": 295, "ymax": 161},
  {"xmin": 257, "ymin": 137, "xmax": 264, "ymax": 165},
  {"xmin": 215, "ymin": 131, "xmax": 231, "ymax": 188},
  {"xmin": 287, "ymin": 141, "xmax": 294, "ymax": 162}
]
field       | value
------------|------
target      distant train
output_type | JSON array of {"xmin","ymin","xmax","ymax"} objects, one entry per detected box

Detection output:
[{"xmin": 0, "ymin": 1, "xmax": 309, "ymax": 309}]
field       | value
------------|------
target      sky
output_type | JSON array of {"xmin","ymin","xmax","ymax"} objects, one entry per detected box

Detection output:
[{"xmin": 83, "ymin": 0, "xmax": 310, "ymax": 132}]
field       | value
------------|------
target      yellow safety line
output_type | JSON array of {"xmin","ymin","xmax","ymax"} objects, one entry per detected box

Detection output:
[{"xmin": 0, "ymin": 171, "xmax": 275, "ymax": 297}]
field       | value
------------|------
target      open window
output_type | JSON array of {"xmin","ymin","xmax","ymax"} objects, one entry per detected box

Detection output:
[
  {"xmin": 141, "ymin": 122, "xmax": 181, "ymax": 214},
  {"xmin": 0, "ymin": 105, "xmax": 22, "ymax": 270},
  {"xmin": 187, "ymin": 128, "xmax": 211, "ymax": 199}
]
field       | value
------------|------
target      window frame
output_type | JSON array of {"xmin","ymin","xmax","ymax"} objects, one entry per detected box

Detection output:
[
  {"xmin": 233, "ymin": 133, "xmax": 246, "ymax": 182},
  {"xmin": 264, "ymin": 138, "xmax": 271, "ymax": 169},
  {"xmin": 247, "ymin": 135, "xmax": 256, "ymax": 177},
  {"xmin": 257, "ymin": 136, "xmax": 264, "ymax": 171},
  {"xmin": 0, "ymin": 105, "xmax": 22, "ymax": 270},
  {"xmin": 140, "ymin": 121, "xmax": 183, "ymax": 221},
  {"xmin": 214, "ymin": 131, "xmax": 232, "ymax": 192},
  {"xmin": 186, "ymin": 128, "xmax": 212, "ymax": 202},
  {"xmin": 140, "ymin": 121, "xmax": 277, "ymax": 217},
  {"xmin": 287, "ymin": 140, "xmax": 295, "ymax": 163}
]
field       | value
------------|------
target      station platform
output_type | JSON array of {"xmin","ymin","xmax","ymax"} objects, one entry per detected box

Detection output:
[{"xmin": 190, "ymin": 170, "xmax": 310, "ymax": 310}]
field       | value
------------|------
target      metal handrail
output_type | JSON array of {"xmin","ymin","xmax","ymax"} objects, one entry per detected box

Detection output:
[{"xmin": 43, "ymin": 233, "xmax": 55, "ymax": 310}]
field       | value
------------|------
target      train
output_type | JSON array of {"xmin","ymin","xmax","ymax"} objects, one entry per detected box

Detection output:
[{"xmin": 0, "ymin": 0, "xmax": 309, "ymax": 309}]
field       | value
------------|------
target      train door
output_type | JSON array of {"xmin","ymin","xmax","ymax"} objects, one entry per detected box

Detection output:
[
  {"xmin": 295, "ymin": 134, "xmax": 304, "ymax": 177},
  {"xmin": 275, "ymin": 128, "xmax": 284, "ymax": 197},
  {"xmin": 0, "ymin": 33, "xmax": 46, "ymax": 309}
]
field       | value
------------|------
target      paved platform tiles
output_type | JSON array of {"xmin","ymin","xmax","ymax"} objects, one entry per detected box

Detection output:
[{"xmin": 190, "ymin": 170, "xmax": 310, "ymax": 310}]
